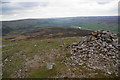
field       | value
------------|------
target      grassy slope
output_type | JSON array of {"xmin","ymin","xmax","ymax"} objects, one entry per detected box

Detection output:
[
  {"xmin": 2, "ymin": 37, "xmax": 117, "ymax": 78},
  {"xmin": 2, "ymin": 37, "xmax": 82, "ymax": 78}
]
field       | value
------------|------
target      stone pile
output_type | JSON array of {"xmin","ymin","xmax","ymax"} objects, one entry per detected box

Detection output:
[
  {"xmin": 65, "ymin": 30, "xmax": 119, "ymax": 76},
  {"xmin": 70, "ymin": 30, "xmax": 118, "ymax": 55}
]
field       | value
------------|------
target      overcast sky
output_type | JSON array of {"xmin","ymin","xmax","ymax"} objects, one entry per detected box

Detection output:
[{"xmin": 0, "ymin": 0, "xmax": 119, "ymax": 21}]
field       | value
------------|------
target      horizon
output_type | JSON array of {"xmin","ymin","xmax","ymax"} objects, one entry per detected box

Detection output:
[
  {"xmin": 1, "ymin": 16, "xmax": 119, "ymax": 21},
  {"xmin": 1, "ymin": 0, "xmax": 119, "ymax": 21}
]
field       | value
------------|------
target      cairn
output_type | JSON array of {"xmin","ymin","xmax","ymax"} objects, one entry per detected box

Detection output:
[
  {"xmin": 70, "ymin": 30, "xmax": 118, "ymax": 55},
  {"xmin": 65, "ymin": 30, "xmax": 119, "ymax": 76}
]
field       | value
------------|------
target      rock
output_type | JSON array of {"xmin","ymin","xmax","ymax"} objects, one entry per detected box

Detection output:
[
  {"xmin": 91, "ymin": 36, "xmax": 96, "ymax": 40},
  {"xmin": 4, "ymin": 58, "xmax": 8, "ymax": 62},
  {"xmin": 64, "ymin": 30, "xmax": 118, "ymax": 76},
  {"xmin": 46, "ymin": 63, "xmax": 55, "ymax": 70},
  {"xmin": 19, "ymin": 69, "xmax": 22, "ymax": 72},
  {"xmin": 25, "ymin": 69, "xmax": 28, "ymax": 72},
  {"xmin": 107, "ymin": 71, "xmax": 112, "ymax": 75},
  {"xmin": 59, "ymin": 45, "xmax": 64, "ymax": 47},
  {"xmin": 34, "ymin": 45, "xmax": 37, "ymax": 47},
  {"xmin": 72, "ymin": 43, "xmax": 78, "ymax": 46}
]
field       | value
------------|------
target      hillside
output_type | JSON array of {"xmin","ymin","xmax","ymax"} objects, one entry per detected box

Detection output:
[
  {"xmin": 2, "ymin": 16, "xmax": 118, "ymax": 35},
  {"xmin": 3, "ymin": 27, "xmax": 92, "ymax": 41},
  {"xmin": 2, "ymin": 36, "xmax": 118, "ymax": 78},
  {"xmin": 2, "ymin": 16, "xmax": 119, "ymax": 78}
]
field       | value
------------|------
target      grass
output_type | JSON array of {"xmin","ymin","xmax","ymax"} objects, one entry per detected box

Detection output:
[
  {"xmin": 2, "ymin": 36, "xmax": 118, "ymax": 78},
  {"xmin": 2, "ymin": 37, "xmax": 82, "ymax": 78},
  {"xmin": 29, "ymin": 66, "xmax": 57, "ymax": 78},
  {"xmin": 65, "ymin": 53, "xmax": 72, "ymax": 58},
  {"xmin": 80, "ymin": 21, "xmax": 118, "ymax": 33},
  {"xmin": 29, "ymin": 62, "xmax": 66, "ymax": 78},
  {"xmin": 3, "ymin": 57, "xmax": 24, "ymax": 78}
]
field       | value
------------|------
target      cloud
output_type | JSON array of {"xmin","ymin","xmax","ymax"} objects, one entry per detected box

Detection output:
[
  {"xmin": 1, "ymin": 0, "xmax": 119, "ymax": 21},
  {"xmin": 2, "ymin": 2, "xmax": 48, "ymax": 15}
]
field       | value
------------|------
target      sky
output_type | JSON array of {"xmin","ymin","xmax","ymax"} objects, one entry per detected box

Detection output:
[{"xmin": 0, "ymin": 0, "xmax": 119, "ymax": 21}]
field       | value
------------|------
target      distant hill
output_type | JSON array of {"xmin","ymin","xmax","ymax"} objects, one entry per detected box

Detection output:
[
  {"xmin": 3, "ymin": 27, "xmax": 92, "ymax": 41},
  {"xmin": 2, "ymin": 16, "xmax": 119, "ymax": 35}
]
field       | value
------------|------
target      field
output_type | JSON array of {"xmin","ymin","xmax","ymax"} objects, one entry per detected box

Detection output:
[{"xmin": 2, "ymin": 37, "xmax": 117, "ymax": 78}]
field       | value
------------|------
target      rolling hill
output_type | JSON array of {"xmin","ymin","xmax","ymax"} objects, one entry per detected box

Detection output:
[{"xmin": 2, "ymin": 16, "xmax": 119, "ymax": 35}]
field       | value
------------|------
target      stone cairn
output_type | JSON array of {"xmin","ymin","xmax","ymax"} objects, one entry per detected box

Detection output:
[{"xmin": 65, "ymin": 30, "xmax": 119, "ymax": 76}]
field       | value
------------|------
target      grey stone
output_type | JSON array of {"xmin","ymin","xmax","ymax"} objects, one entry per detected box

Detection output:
[
  {"xmin": 46, "ymin": 63, "xmax": 54, "ymax": 70},
  {"xmin": 64, "ymin": 30, "xmax": 118, "ymax": 76}
]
